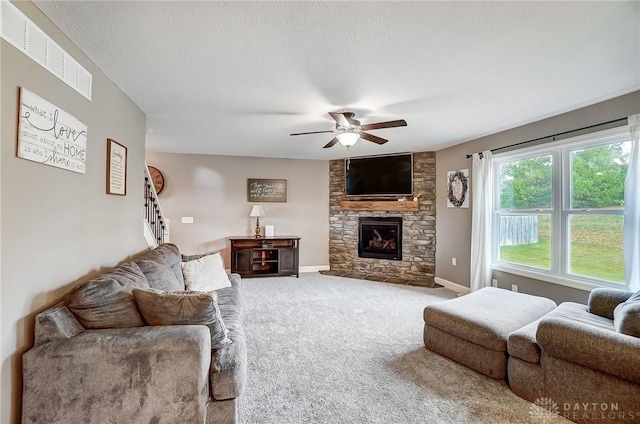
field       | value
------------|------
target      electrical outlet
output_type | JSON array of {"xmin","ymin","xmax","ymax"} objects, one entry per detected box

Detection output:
[
  {"xmin": 452, "ymin": 257, "xmax": 457, "ymax": 266},
  {"xmin": 512, "ymin": 284, "xmax": 518, "ymax": 292},
  {"xmin": 491, "ymin": 279, "xmax": 498, "ymax": 287},
  {"xmin": 181, "ymin": 216, "xmax": 194, "ymax": 224}
]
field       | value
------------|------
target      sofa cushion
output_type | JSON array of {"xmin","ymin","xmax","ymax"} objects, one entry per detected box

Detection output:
[
  {"xmin": 211, "ymin": 296, "xmax": 246, "ymax": 400},
  {"xmin": 537, "ymin": 302, "xmax": 640, "ymax": 384},
  {"xmin": 132, "ymin": 288, "xmax": 230, "ymax": 349},
  {"xmin": 181, "ymin": 253, "xmax": 232, "ymax": 292},
  {"xmin": 228, "ymin": 272, "xmax": 242, "ymax": 288},
  {"xmin": 154, "ymin": 243, "xmax": 185, "ymax": 287},
  {"xmin": 588, "ymin": 287, "xmax": 635, "ymax": 319},
  {"xmin": 182, "ymin": 250, "xmax": 225, "ymax": 268},
  {"xmin": 614, "ymin": 298, "xmax": 640, "ymax": 338},
  {"xmin": 66, "ymin": 261, "xmax": 149, "ymax": 329},
  {"xmin": 108, "ymin": 261, "xmax": 150, "ymax": 289},
  {"xmin": 34, "ymin": 302, "xmax": 85, "ymax": 346},
  {"xmin": 135, "ymin": 258, "xmax": 183, "ymax": 291},
  {"xmin": 507, "ymin": 318, "xmax": 542, "ymax": 363}
]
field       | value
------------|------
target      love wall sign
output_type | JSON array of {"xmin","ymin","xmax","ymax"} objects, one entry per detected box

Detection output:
[{"xmin": 18, "ymin": 87, "xmax": 88, "ymax": 173}]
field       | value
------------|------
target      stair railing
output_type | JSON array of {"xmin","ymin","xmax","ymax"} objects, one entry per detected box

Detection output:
[{"xmin": 144, "ymin": 162, "xmax": 169, "ymax": 248}]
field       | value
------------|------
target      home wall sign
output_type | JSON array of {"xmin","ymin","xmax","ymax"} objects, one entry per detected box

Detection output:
[
  {"xmin": 446, "ymin": 169, "xmax": 469, "ymax": 208},
  {"xmin": 247, "ymin": 179, "xmax": 287, "ymax": 202},
  {"xmin": 18, "ymin": 87, "xmax": 88, "ymax": 173}
]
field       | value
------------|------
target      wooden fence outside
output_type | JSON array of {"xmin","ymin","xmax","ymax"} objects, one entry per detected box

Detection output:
[{"xmin": 499, "ymin": 215, "xmax": 539, "ymax": 246}]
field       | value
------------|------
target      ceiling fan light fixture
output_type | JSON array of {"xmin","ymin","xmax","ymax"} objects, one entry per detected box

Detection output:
[
  {"xmin": 290, "ymin": 111, "xmax": 406, "ymax": 149},
  {"xmin": 337, "ymin": 131, "xmax": 360, "ymax": 147}
]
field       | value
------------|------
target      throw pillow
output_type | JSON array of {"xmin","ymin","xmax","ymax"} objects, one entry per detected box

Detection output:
[
  {"xmin": 613, "ymin": 299, "xmax": 640, "ymax": 338},
  {"xmin": 181, "ymin": 252, "xmax": 232, "ymax": 292},
  {"xmin": 132, "ymin": 288, "xmax": 230, "ymax": 349}
]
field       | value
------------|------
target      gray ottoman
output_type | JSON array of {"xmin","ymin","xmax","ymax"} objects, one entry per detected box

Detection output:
[{"xmin": 423, "ymin": 287, "xmax": 556, "ymax": 379}]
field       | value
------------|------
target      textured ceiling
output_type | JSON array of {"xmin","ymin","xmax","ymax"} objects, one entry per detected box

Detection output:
[{"xmin": 33, "ymin": 1, "xmax": 640, "ymax": 160}]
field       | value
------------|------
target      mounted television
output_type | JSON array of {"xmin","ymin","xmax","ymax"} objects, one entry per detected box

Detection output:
[{"xmin": 345, "ymin": 153, "xmax": 413, "ymax": 196}]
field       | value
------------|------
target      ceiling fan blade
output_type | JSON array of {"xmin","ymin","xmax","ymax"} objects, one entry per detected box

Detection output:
[
  {"xmin": 360, "ymin": 119, "xmax": 407, "ymax": 131},
  {"xmin": 329, "ymin": 112, "xmax": 359, "ymax": 126},
  {"xmin": 360, "ymin": 132, "xmax": 388, "ymax": 145},
  {"xmin": 323, "ymin": 137, "xmax": 339, "ymax": 149},
  {"xmin": 290, "ymin": 130, "xmax": 335, "ymax": 136}
]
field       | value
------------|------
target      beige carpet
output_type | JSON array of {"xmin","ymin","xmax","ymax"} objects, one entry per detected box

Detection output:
[{"xmin": 238, "ymin": 272, "xmax": 571, "ymax": 424}]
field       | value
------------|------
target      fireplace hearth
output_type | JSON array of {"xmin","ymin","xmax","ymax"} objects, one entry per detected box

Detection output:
[{"xmin": 358, "ymin": 217, "xmax": 402, "ymax": 260}]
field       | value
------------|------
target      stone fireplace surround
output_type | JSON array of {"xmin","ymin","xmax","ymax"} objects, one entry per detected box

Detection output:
[{"xmin": 325, "ymin": 152, "xmax": 436, "ymax": 286}]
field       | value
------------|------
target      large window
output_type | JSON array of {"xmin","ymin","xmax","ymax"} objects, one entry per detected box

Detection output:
[{"xmin": 493, "ymin": 127, "xmax": 631, "ymax": 288}]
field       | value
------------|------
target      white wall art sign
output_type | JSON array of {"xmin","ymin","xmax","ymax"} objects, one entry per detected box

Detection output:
[
  {"xmin": 18, "ymin": 87, "xmax": 88, "ymax": 173},
  {"xmin": 447, "ymin": 169, "xmax": 469, "ymax": 208}
]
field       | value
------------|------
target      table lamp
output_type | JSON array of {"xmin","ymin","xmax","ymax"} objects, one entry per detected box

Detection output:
[{"xmin": 249, "ymin": 205, "xmax": 265, "ymax": 238}]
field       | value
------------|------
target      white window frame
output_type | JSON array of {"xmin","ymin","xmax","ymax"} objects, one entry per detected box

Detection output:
[{"xmin": 492, "ymin": 126, "xmax": 630, "ymax": 291}]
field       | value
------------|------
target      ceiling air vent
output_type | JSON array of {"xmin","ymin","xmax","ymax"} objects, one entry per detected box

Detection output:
[{"xmin": 1, "ymin": 1, "xmax": 92, "ymax": 100}]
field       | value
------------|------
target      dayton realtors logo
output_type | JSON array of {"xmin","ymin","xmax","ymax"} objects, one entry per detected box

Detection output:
[
  {"xmin": 530, "ymin": 397, "xmax": 638, "ymax": 422},
  {"xmin": 529, "ymin": 398, "xmax": 560, "ymax": 423}
]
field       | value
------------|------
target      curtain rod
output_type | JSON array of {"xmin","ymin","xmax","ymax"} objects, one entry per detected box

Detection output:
[{"xmin": 465, "ymin": 117, "xmax": 628, "ymax": 159}]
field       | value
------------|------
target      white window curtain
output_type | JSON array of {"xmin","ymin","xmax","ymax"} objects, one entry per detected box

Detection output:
[
  {"xmin": 470, "ymin": 150, "xmax": 493, "ymax": 292},
  {"xmin": 624, "ymin": 114, "xmax": 640, "ymax": 292}
]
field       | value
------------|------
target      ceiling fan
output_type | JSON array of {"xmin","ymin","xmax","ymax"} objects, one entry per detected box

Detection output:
[{"xmin": 290, "ymin": 112, "xmax": 407, "ymax": 149}]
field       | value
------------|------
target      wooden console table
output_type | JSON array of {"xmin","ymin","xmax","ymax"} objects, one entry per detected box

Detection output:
[{"xmin": 229, "ymin": 236, "xmax": 300, "ymax": 278}]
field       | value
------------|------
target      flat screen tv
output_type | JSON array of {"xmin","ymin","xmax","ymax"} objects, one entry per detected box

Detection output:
[{"xmin": 345, "ymin": 153, "xmax": 413, "ymax": 196}]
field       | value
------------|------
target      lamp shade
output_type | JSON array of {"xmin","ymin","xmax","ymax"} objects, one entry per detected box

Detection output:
[
  {"xmin": 249, "ymin": 205, "xmax": 265, "ymax": 217},
  {"xmin": 337, "ymin": 132, "xmax": 360, "ymax": 147}
]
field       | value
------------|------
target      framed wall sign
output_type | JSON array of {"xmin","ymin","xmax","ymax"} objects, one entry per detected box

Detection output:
[
  {"xmin": 247, "ymin": 178, "xmax": 287, "ymax": 202},
  {"xmin": 106, "ymin": 139, "xmax": 127, "ymax": 195}
]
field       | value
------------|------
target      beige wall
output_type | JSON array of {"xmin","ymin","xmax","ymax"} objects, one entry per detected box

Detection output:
[
  {"xmin": 145, "ymin": 152, "xmax": 330, "ymax": 269},
  {"xmin": 435, "ymin": 91, "xmax": 640, "ymax": 304},
  {"xmin": 1, "ymin": 2, "xmax": 148, "ymax": 422}
]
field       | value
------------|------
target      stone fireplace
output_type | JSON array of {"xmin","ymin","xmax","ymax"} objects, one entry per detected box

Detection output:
[
  {"xmin": 358, "ymin": 217, "xmax": 402, "ymax": 260},
  {"xmin": 327, "ymin": 151, "xmax": 436, "ymax": 286}
]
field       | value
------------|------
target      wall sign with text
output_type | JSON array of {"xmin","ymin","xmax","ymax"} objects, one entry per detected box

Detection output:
[
  {"xmin": 17, "ymin": 87, "xmax": 88, "ymax": 173},
  {"xmin": 247, "ymin": 179, "xmax": 287, "ymax": 202},
  {"xmin": 106, "ymin": 139, "xmax": 127, "ymax": 195}
]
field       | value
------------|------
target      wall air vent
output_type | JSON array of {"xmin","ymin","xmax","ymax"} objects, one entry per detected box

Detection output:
[{"xmin": 1, "ymin": 1, "xmax": 92, "ymax": 100}]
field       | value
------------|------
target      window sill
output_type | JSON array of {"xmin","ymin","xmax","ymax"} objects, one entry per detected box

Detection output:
[{"xmin": 491, "ymin": 262, "xmax": 626, "ymax": 292}]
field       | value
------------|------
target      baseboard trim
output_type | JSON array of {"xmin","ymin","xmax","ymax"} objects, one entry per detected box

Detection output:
[
  {"xmin": 300, "ymin": 265, "xmax": 330, "ymax": 273},
  {"xmin": 434, "ymin": 277, "xmax": 471, "ymax": 295}
]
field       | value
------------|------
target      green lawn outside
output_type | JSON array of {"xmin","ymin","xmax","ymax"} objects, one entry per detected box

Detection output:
[{"xmin": 499, "ymin": 214, "xmax": 624, "ymax": 284}]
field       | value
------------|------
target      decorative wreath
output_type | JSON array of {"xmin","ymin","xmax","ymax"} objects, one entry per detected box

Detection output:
[{"xmin": 447, "ymin": 170, "xmax": 468, "ymax": 208}]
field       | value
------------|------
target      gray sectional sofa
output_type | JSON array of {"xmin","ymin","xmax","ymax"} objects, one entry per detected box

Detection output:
[
  {"xmin": 22, "ymin": 243, "xmax": 246, "ymax": 424},
  {"xmin": 425, "ymin": 286, "xmax": 640, "ymax": 424},
  {"xmin": 508, "ymin": 288, "xmax": 640, "ymax": 424}
]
